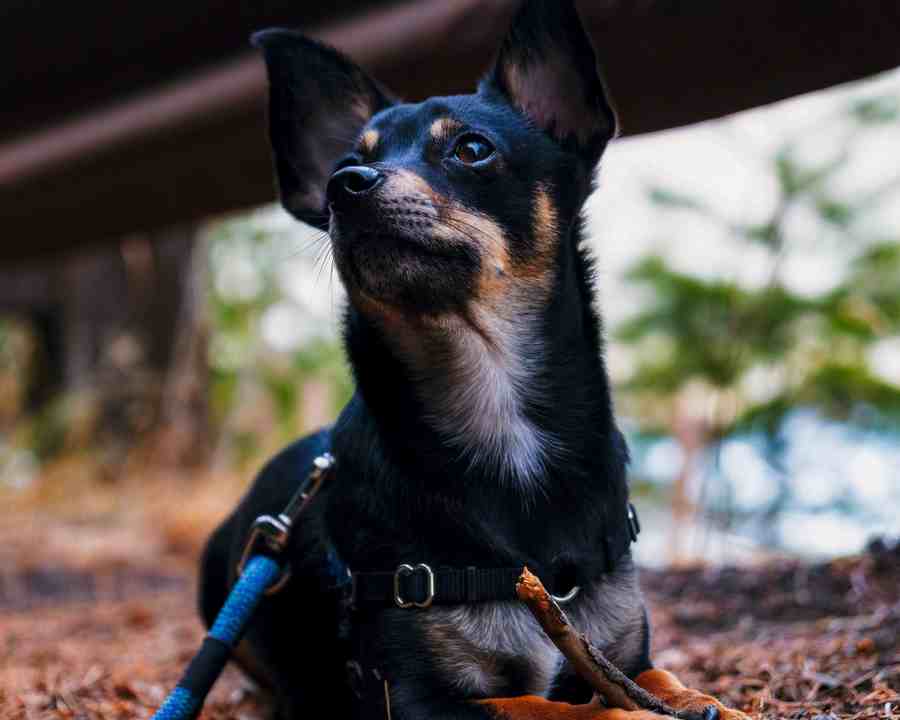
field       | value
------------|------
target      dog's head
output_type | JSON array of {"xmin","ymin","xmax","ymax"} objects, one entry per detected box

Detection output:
[{"xmin": 254, "ymin": 0, "xmax": 615, "ymax": 321}]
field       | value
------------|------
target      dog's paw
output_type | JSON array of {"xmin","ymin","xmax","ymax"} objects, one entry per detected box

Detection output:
[
  {"xmin": 479, "ymin": 696, "xmax": 677, "ymax": 720},
  {"xmin": 634, "ymin": 669, "xmax": 751, "ymax": 720},
  {"xmin": 480, "ymin": 695, "xmax": 602, "ymax": 720}
]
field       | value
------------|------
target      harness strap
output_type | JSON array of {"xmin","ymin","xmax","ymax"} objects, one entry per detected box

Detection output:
[{"xmin": 351, "ymin": 502, "xmax": 641, "ymax": 609}]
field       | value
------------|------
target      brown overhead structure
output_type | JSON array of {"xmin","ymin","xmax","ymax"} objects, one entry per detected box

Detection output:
[{"xmin": 2, "ymin": 0, "xmax": 899, "ymax": 262}]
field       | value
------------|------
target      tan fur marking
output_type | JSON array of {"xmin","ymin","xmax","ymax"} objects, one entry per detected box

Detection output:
[
  {"xmin": 435, "ymin": 205, "xmax": 520, "ymax": 305},
  {"xmin": 442, "ymin": 206, "xmax": 508, "ymax": 261},
  {"xmin": 430, "ymin": 117, "xmax": 464, "ymax": 142},
  {"xmin": 350, "ymin": 94, "xmax": 373, "ymax": 125},
  {"xmin": 532, "ymin": 184, "xmax": 558, "ymax": 258},
  {"xmin": 359, "ymin": 129, "xmax": 380, "ymax": 155},
  {"xmin": 386, "ymin": 168, "xmax": 436, "ymax": 199}
]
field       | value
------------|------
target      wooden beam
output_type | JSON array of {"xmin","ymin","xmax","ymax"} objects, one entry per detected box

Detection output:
[{"xmin": 1, "ymin": 0, "xmax": 898, "ymax": 261}]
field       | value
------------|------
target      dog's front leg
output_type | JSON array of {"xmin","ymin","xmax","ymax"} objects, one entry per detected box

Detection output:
[{"xmin": 633, "ymin": 670, "xmax": 750, "ymax": 720}]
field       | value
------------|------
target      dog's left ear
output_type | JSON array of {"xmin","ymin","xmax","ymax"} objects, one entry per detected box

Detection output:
[
  {"xmin": 252, "ymin": 30, "xmax": 395, "ymax": 228},
  {"xmin": 481, "ymin": 0, "xmax": 616, "ymax": 167}
]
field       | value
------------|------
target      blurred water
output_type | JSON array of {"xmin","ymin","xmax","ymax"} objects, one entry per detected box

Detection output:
[{"xmin": 628, "ymin": 410, "xmax": 900, "ymax": 565}]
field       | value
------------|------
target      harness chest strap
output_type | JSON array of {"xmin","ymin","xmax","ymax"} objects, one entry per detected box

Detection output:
[
  {"xmin": 236, "ymin": 453, "xmax": 641, "ymax": 609},
  {"xmin": 228, "ymin": 453, "xmax": 640, "ymax": 720},
  {"xmin": 350, "ymin": 503, "xmax": 641, "ymax": 610}
]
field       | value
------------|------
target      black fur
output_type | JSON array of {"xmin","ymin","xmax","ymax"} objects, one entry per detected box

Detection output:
[{"xmin": 201, "ymin": 2, "xmax": 652, "ymax": 718}]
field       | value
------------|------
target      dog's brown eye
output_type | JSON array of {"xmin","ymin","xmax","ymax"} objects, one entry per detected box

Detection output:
[{"xmin": 454, "ymin": 135, "xmax": 494, "ymax": 165}]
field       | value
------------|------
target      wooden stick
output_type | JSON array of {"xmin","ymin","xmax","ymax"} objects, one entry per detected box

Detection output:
[{"xmin": 516, "ymin": 567, "xmax": 707, "ymax": 720}]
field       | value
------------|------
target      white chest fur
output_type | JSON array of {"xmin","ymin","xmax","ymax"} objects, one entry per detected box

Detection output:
[{"xmin": 420, "ymin": 601, "xmax": 562, "ymax": 697}]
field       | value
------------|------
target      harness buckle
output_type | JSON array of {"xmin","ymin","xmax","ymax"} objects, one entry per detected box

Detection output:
[{"xmin": 394, "ymin": 563, "xmax": 435, "ymax": 609}]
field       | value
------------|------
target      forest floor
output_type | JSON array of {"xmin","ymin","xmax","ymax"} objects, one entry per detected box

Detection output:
[{"xmin": 1, "ymin": 499, "xmax": 898, "ymax": 720}]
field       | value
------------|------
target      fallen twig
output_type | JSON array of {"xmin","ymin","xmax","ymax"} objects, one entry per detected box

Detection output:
[{"xmin": 516, "ymin": 567, "xmax": 707, "ymax": 720}]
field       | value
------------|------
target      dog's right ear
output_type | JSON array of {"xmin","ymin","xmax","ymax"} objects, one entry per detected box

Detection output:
[
  {"xmin": 252, "ymin": 30, "xmax": 394, "ymax": 228},
  {"xmin": 480, "ymin": 0, "xmax": 615, "ymax": 169}
]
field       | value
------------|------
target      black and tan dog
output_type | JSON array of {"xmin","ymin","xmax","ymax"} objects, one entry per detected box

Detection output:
[{"xmin": 199, "ymin": 2, "xmax": 751, "ymax": 719}]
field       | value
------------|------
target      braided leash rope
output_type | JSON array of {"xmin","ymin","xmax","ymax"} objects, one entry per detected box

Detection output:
[
  {"xmin": 152, "ymin": 556, "xmax": 281, "ymax": 720},
  {"xmin": 152, "ymin": 453, "xmax": 335, "ymax": 720}
]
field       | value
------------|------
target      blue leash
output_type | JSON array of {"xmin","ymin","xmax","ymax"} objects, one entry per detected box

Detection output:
[
  {"xmin": 152, "ymin": 555, "xmax": 281, "ymax": 720},
  {"xmin": 152, "ymin": 453, "xmax": 336, "ymax": 720}
]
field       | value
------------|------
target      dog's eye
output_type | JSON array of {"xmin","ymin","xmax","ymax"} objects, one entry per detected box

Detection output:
[
  {"xmin": 454, "ymin": 135, "xmax": 495, "ymax": 165},
  {"xmin": 335, "ymin": 154, "xmax": 363, "ymax": 172}
]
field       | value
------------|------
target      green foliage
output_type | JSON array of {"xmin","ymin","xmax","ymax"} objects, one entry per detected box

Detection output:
[
  {"xmin": 851, "ymin": 96, "xmax": 900, "ymax": 125},
  {"xmin": 205, "ymin": 213, "xmax": 352, "ymax": 464},
  {"xmin": 616, "ymin": 94, "xmax": 900, "ymax": 448}
]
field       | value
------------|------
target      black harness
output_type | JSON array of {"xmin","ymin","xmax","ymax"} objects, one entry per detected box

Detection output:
[
  {"xmin": 344, "ymin": 499, "xmax": 641, "ymax": 719},
  {"xmin": 239, "ymin": 454, "xmax": 641, "ymax": 720},
  {"xmin": 350, "ymin": 500, "xmax": 640, "ymax": 610}
]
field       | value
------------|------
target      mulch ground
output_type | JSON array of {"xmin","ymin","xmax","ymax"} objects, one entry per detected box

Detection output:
[{"xmin": 2, "ymin": 528, "xmax": 898, "ymax": 720}]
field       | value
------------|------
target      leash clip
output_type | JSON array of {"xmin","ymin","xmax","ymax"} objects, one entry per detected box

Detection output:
[
  {"xmin": 237, "ymin": 514, "xmax": 294, "ymax": 595},
  {"xmin": 236, "ymin": 452, "xmax": 336, "ymax": 595}
]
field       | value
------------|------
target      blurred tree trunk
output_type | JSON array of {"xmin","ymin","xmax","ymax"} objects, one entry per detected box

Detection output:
[
  {"xmin": 0, "ymin": 224, "xmax": 209, "ymax": 469},
  {"xmin": 667, "ymin": 391, "xmax": 712, "ymax": 565}
]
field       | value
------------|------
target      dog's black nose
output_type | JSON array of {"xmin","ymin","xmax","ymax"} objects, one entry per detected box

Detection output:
[{"xmin": 327, "ymin": 166, "xmax": 383, "ymax": 206}]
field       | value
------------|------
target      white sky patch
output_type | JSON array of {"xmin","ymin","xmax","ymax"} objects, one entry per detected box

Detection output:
[
  {"xmin": 213, "ymin": 252, "xmax": 263, "ymax": 302},
  {"xmin": 848, "ymin": 445, "xmax": 898, "ymax": 505},
  {"xmin": 260, "ymin": 300, "xmax": 326, "ymax": 353},
  {"xmin": 277, "ymin": 253, "xmax": 345, "ymax": 329},
  {"xmin": 720, "ymin": 440, "xmax": 782, "ymax": 510},
  {"xmin": 642, "ymin": 438, "xmax": 684, "ymax": 483},
  {"xmin": 776, "ymin": 511, "xmax": 877, "ymax": 558},
  {"xmin": 739, "ymin": 364, "xmax": 786, "ymax": 406},
  {"xmin": 868, "ymin": 336, "xmax": 900, "ymax": 385},
  {"xmin": 779, "ymin": 250, "xmax": 847, "ymax": 298}
]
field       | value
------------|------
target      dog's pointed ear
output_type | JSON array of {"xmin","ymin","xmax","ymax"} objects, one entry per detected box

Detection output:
[
  {"xmin": 252, "ymin": 30, "xmax": 395, "ymax": 228},
  {"xmin": 480, "ymin": 0, "xmax": 616, "ymax": 167}
]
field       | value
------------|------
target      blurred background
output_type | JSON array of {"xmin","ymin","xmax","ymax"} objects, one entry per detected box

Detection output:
[
  {"xmin": 2, "ymin": 2, "xmax": 899, "ymax": 717},
  {"xmin": 1, "ymin": 1, "xmax": 898, "ymax": 574}
]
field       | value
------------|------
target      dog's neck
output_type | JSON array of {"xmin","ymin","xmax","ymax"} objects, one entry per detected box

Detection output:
[
  {"xmin": 339, "ymin": 228, "xmax": 619, "ymax": 495},
  {"xmin": 366, "ymin": 295, "xmax": 553, "ymax": 487}
]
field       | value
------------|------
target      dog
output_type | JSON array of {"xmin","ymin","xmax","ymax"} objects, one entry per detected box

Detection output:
[{"xmin": 199, "ymin": 2, "xmax": 751, "ymax": 719}]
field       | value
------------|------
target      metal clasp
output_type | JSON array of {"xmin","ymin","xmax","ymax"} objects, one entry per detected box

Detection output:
[
  {"xmin": 393, "ymin": 563, "xmax": 435, "ymax": 609},
  {"xmin": 237, "ymin": 514, "xmax": 293, "ymax": 595},
  {"xmin": 235, "ymin": 452, "xmax": 337, "ymax": 596},
  {"xmin": 550, "ymin": 585, "xmax": 581, "ymax": 604},
  {"xmin": 628, "ymin": 502, "xmax": 641, "ymax": 543}
]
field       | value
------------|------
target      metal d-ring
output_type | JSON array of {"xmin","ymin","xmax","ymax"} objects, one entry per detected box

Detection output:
[
  {"xmin": 394, "ymin": 563, "xmax": 435, "ymax": 608},
  {"xmin": 551, "ymin": 585, "xmax": 581, "ymax": 604}
]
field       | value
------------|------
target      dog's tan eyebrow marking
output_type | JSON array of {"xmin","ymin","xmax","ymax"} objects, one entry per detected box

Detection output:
[
  {"xmin": 359, "ymin": 129, "xmax": 380, "ymax": 155},
  {"xmin": 430, "ymin": 117, "xmax": 463, "ymax": 142}
]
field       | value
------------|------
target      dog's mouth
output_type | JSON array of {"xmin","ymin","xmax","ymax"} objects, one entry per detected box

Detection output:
[
  {"xmin": 332, "ymin": 224, "xmax": 479, "ymax": 312},
  {"xmin": 351, "ymin": 231, "xmax": 464, "ymax": 260}
]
